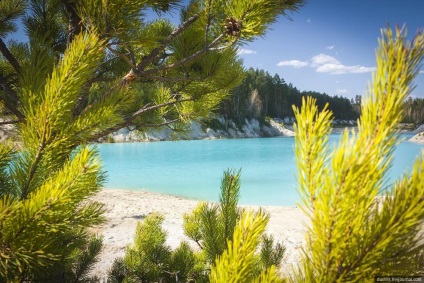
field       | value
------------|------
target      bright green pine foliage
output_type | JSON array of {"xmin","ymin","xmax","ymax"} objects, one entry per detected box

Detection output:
[
  {"xmin": 183, "ymin": 169, "xmax": 244, "ymax": 263},
  {"xmin": 111, "ymin": 169, "xmax": 286, "ymax": 282},
  {"xmin": 1, "ymin": 0, "xmax": 304, "ymax": 140},
  {"xmin": 292, "ymin": 27, "xmax": 424, "ymax": 282},
  {"xmin": 183, "ymin": 169, "xmax": 243, "ymax": 263},
  {"xmin": 0, "ymin": 32, "xmax": 128, "ymax": 281},
  {"xmin": 184, "ymin": 169, "xmax": 286, "ymax": 281},
  {"xmin": 60, "ymin": 235, "xmax": 104, "ymax": 283},
  {"xmin": 123, "ymin": 213, "xmax": 172, "ymax": 281},
  {"xmin": 0, "ymin": 0, "xmax": 304, "ymax": 280},
  {"xmin": 108, "ymin": 213, "xmax": 206, "ymax": 283},
  {"xmin": 209, "ymin": 210, "xmax": 284, "ymax": 283}
]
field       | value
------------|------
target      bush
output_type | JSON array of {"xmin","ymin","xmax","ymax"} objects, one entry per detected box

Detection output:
[{"xmin": 109, "ymin": 170, "xmax": 285, "ymax": 282}]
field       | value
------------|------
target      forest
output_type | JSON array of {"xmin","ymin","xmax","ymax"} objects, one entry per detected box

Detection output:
[
  {"xmin": 403, "ymin": 96, "xmax": 424, "ymax": 123},
  {"xmin": 217, "ymin": 67, "xmax": 424, "ymax": 125},
  {"xmin": 219, "ymin": 68, "xmax": 359, "ymax": 122}
]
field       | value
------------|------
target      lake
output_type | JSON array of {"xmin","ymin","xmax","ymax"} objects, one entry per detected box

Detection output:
[{"xmin": 98, "ymin": 134, "xmax": 424, "ymax": 206}]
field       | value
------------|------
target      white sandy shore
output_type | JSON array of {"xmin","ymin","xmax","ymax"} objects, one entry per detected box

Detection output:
[
  {"xmin": 410, "ymin": 132, "xmax": 424, "ymax": 143},
  {"xmin": 89, "ymin": 189, "xmax": 309, "ymax": 280}
]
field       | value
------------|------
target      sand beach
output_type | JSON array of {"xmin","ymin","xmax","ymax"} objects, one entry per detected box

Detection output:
[{"xmin": 89, "ymin": 189, "xmax": 309, "ymax": 280}]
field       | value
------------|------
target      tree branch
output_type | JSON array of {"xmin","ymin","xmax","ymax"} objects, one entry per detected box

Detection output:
[
  {"xmin": 204, "ymin": 0, "xmax": 213, "ymax": 48},
  {"xmin": 86, "ymin": 16, "xmax": 224, "ymax": 136},
  {"xmin": 21, "ymin": 140, "xmax": 46, "ymax": 200},
  {"xmin": 0, "ymin": 73, "xmax": 25, "ymax": 120},
  {"xmin": 72, "ymin": 75, "xmax": 113, "ymax": 117},
  {"xmin": 145, "ymin": 76, "xmax": 191, "ymax": 82},
  {"xmin": 140, "ymin": 118, "xmax": 179, "ymax": 128},
  {"xmin": 107, "ymin": 47, "xmax": 136, "ymax": 70},
  {"xmin": 0, "ymin": 38, "xmax": 22, "ymax": 74},
  {"xmin": 140, "ymin": 34, "xmax": 224, "ymax": 77},
  {"xmin": 136, "ymin": 14, "xmax": 200, "ymax": 72},
  {"xmin": 61, "ymin": 0, "xmax": 84, "ymax": 44},
  {"xmin": 89, "ymin": 98, "xmax": 194, "ymax": 140},
  {"xmin": 90, "ymin": 14, "xmax": 222, "ymax": 115},
  {"xmin": 128, "ymin": 48, "xmax": 137, "ymax": 66},
  {"xmin": 0, "ymin": 119, "xmax": 20, "ymax": 125},
  {"xmin": 131, "ymin": 98, "xmax": 193, "ymax": 117}
]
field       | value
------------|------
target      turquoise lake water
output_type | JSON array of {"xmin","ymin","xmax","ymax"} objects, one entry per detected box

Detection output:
[{"xmin": 98, "ymin": 134, "xmax": 424, "ymax": 206}]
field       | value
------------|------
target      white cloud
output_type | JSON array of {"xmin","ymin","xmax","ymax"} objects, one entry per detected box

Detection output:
[
  {"xmin": 307, "ymin": 18, "xmax": 312, "ymax": 23},
  {"xmin": 276, "ymin": 53, "xmax": 375, "ymax": 75},
  {"xmin": 336, "ymin": 89, "xmax": 349, "ymax": 94},
  {"xmin": 420, "ymin": 70, "xmax": 424, "ymax": 74},
  {"xmin": 326, "ymin": 45, "xmax": 335, "ymax": 50},
  {"xmin": 277, "ymin": 60, "xmax": 308, "ymax": 68},
  {"xmin": 237, "ymin": 48, "xmax": 257, "ymax": 55},
  {"xmin": 311, "ymin": 53, "xmax": 375, "ymax": 74},
  {"xmin": 311, "ymin": 54, "xmax": 340, "ymax": 66},
  {"xmin": 316, "ymin": 64, "xmax": 375, "ymax": 74}
]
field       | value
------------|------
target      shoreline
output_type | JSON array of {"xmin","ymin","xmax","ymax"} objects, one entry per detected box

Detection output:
[{"xmin": 89, "ymin": 189, "xmax": 309, "ymax": 279}]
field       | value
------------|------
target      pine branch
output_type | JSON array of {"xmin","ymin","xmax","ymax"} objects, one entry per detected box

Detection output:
[
  {"xmin": 89, "ymin": 98, "xmax": 194, "ymax": 139},
  {"xmin": 72, "ymin": 75, "xmax": 114, "ymax": 118},
  {"xmin": 87, "ymin": 17, "xmax": 226, "ymax": 131},
  {"xmin": 107, "ymin": 47, "xmax": 136, "ymax": 70},
  {"xmin": 0, "ymin": 40, "xmax": 25, "ymax": 118},
  {"xmin": 140, "ymin": 34, "xmax": 225, "ymax": 78},
  {"xmin": 209, "ymin": 210, "xmax": 271, "ymax": 283},
  {"xmin": 97, "ymin": 33, "xmax": 223, "ymax": 107},
  {"xmin": 204, "ymin": 0, "xmax": 213, "ymax": 48},
  {"xmin": 200, "ymin": 205, "xmax": 222, "ymax": 262},
  {"xmin": 12, "ymin": 193, "xmax": 53, "ymax": 242},
  {"xmin": 140, "ymin": 118, "xmax": 179, "ymax": 128},
  {"xmin": 219, "ymin": 170, "xmax": 241, "ymax": 240},
  {"xmin": 72, "ymin": 236, "xmax": 103, "ymax": 282},
  {"xmin": 136, "ymin": 14, "xmax": 200, "ymax": 72},
  {"xmin": 131, "ymin": 98, "xmax": 194, "ymax": 117},
  {"xmin": 20, "ymin": 140, "xmax": 46, "ymax": 200},
  {"xmin": 146, "ymin": 76, "xmax": 191, "ymax": 82},
  {"xmin": 0, "ymin": 119, "xmax": 20, "ymax": 125},
  {"xmin": 61, "ymin": 0, "xmax": 84, "ymax": 44},
  {"xmin": 0, "ymin": 73, "xmax": 24, "ymax": 119},
  {"xmin": 0, "ymin": 38, "xmax": 21, "ymax": 74},
  {"xmin": 294, "ymin": 27, "xmax": 424, "ymax": 281}
]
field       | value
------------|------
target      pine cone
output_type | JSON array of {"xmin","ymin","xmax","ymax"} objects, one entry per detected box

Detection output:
[{"xmin": 224, "ymin": 17, "xmax": 241, "ymax": 37}]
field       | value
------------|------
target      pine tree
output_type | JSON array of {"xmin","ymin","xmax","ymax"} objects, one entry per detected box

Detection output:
[
  {"xmin": 209, "ymin": 210, "xmax": 284, "ymax": 283},
  {"xmin": 0, "ymin": 0, "xmax": 304, "ymax": 280},
  {"xmin": 1, "ymin": 0, "xmax": 304, "ymax": 139},
  {"xmin": 184, "ymin": 169, "xmax": 285, "ymax": 273},
  {"xmin": 207, "ymin": 26, "xmax": 424, "ymax": 283},
  {"xmin": 109, "ymin": 169, "xmax": 286, "ymax": 282},
  {"xmin": 0, "ymin": 32, "xmax": 116, "ymax": 281},
  {"xmin": 291, "ymin": 27, "xmax": 424, "ymax": 282}
]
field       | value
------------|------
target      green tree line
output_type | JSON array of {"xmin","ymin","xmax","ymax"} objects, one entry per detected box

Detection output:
[
  {"xmin": 218, "ymin": 68, "xmax": 359, "ymax": 123},
  {"xmin": 403, "ymin": 97, "xmax": 424, "ymax": 124}
]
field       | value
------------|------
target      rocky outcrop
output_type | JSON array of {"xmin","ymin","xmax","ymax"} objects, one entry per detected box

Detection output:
[
  {"xmin": 0, "ymin": 118, "xmax": 16, "ymax": 142},
  {"xmin": 108, "ymin": 117, "xmax": 295, "ymax": 143},
  {"xmin": 105, "ymin": 117, "xmax": 364, "ymax": 143},
  {"xmin": 409, "ymin": 124, "xmax": 424, "ymax": 143}
]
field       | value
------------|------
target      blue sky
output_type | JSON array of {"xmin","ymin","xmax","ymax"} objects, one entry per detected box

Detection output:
[
  {"xmin": 238, "ymin": 0, "xmax": 424, "ymax": 99},
  {"xmin": 9, "ymin": 0, "xmax": 423, "ymax": 99}
]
